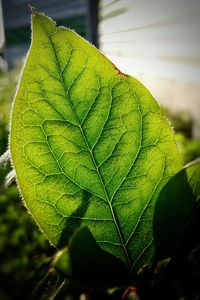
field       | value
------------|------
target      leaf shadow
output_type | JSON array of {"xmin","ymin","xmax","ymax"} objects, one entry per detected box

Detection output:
[{"xmin": 57, "ymin": 190, "xmax": 91, "ymax": 248}]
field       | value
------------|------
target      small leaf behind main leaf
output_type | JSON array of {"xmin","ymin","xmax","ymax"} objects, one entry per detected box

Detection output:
[
  {"xmin": 54, "ymin": 226, "xmax": 132, "ymax": 288},
  {"xmin": 153, "ymin": 159, "xmax": 200, "ymax": 261}
]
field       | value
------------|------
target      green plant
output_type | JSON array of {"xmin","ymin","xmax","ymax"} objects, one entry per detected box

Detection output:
[{"xmin": 2, "ymin": 8, "xmax": 200, "ymax": 300}]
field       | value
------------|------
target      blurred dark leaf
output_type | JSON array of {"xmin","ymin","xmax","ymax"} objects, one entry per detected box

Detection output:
[
  {"xmin": 54, "ymin": 226, "xmax": 132, "ymax": 288},
  {"xmin": 153, "ymin": 159, "xmax": 200, "ymax": 261}
]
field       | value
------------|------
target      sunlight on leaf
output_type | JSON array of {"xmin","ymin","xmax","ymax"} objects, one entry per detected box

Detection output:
[{"xmin": 10, "ymin": 10, "xmax": 182, "ymax": 272}]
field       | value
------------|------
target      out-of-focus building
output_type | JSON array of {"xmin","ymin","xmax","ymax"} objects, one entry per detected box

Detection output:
[
  {"xmin": 1, "ymin": 0, "xmax": 98, "ymax": 68},
  {"xmin": 99, "ymin": 0, "xmax": 200, "ymax": 137},
  {"xmin": 0, "ymin": 0, "xmax": 5, "ymax": 69}
]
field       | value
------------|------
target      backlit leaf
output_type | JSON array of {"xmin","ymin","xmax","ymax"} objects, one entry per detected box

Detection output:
[{"xmin": 10, "ymin": 11, "xmax": 182, "ymax": 272}]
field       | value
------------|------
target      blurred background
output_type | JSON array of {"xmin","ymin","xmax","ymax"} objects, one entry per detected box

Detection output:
[{"xmin": 0, "ymin": 0, "xmax": 200, "ymax": 299}]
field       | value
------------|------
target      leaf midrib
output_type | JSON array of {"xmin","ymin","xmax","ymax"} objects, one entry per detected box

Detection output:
[{"xmin": 38, "ymin": 17, "xmax": 132, "ymax": 270}]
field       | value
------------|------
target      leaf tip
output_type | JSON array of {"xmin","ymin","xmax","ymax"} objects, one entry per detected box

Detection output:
[{"xmin": 28, "ymin": 5, "xmax": 38, "ymax": 15}]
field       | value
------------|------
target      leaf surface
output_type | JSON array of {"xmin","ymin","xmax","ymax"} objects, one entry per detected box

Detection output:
[
  {"xmin": 10, "ymin": 11, "xmax": 182, "ymax": 271},
  {"xmin": 153, "ymin": 159, "xmax": 200, "ymax": 260}
]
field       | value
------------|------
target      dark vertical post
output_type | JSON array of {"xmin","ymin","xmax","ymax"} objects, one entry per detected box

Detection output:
[{"xmin": 87, "ymin": 0, "xmax": 99, "ymax": 48}]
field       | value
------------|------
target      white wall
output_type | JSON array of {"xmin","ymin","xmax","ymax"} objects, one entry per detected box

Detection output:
[{"xmin": 99, "ymin": 0, "xmax": 200, "ymax": 137}]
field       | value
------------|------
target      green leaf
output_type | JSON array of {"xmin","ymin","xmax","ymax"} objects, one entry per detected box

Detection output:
[
  {"xmin": 53, "ymin": 226, "xmax": 132, "ymax": 287},
  {"xmin": 9, "ymin": 11, "xmax": 182, "ymax": 272},
  {"xmin": 153, "ymin": 159, "xmax": 200, "ymax": 261}
]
